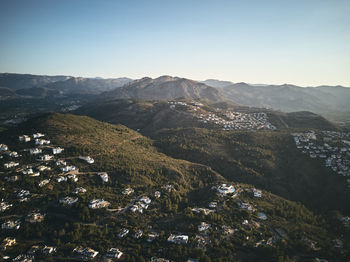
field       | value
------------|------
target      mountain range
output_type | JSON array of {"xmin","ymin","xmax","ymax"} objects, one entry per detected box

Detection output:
[{"xmin": 1, "ymin": 73, "xmax": 350, "ymax": 126}]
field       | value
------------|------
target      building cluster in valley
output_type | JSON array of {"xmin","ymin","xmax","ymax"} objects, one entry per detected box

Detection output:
[
  {"xmin": 292, "ymin": 131, "xmax": 350, "ymax": 188},
  {"xmin": 168, "ymin": 101, "xmax": 276, "ymax": 131}
]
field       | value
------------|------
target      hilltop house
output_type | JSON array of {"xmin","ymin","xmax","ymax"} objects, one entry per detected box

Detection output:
[
  {"xmin": 42, "ymin": 245, "xmax": 57, "ymax": 255},
  {"xmin": 198, "ymin": 222, "xmax": 210, "ymax": 232},
  {"xmin": 73, "ymin": 247, "xmax": 99, "ymax": 259},
  {"xmin": 61, "ymin": 165, "xmax": 76, "ymax": 172},
  {"xmin": 52, "ymin": 147, "xmax": 64, "ymax": 154},
  {"xmin": 12, "ymin": 254, "xmax": 34, "ymax": 261},
  {"xmin": 37, "ymin": 165, "xmax": 51, "ymax": 171},
  {"xmin": 217, "ymin": 184, "xmax": 235, "ymax": 195},
  {"xmin": 32, "ymin": 133, "xmax": 45, "ymax": 138},
  {"xmin": 134, "ymin": 229, "xmax": 143, "ymax": 239},
  {"xmin": 79, "ymin": 156, "xmax": 94, "ymax": 164},
  {"xmin": 208, "ymin": 202, "xmax": 217, "ymax": 208},
  {"xmin": 19, "ymin": 135, "xmax": 31, "ymax": 142},
  {"xmin": 98, "ymin": 172, "xmax": 109, "ymax": 182},
  {"xmin": 35, "ymin": 138, "xmax": 50, "ymax": 145},
  {"xmin": 38, "ymin": 179, "xmax": 50, "ymax": 187},
  {"xmin": 0, "ymin": 237, "xmax": 16, "ymax": 250},
  {"xmin": 17, "ymin": 190, "xmax": 30, "ymax": 198},
  {"xmin": 88, "ymin": 199, "xmax": 110, "ymax": 209},
  {"xmin": 1, "ymin": 219, "xmax": 21, "ymax": 230},
  {"xmin": 139, "ymin": 196, "xmax": 151, "ymax": 204},
  {"xmin": 105, "ymin": 248, "xmax": 123, "ymax": 259},
  {"xmin": 122, "ymin": 187, "xmax": 134, "ymax": 195},
  {"xmin": 72, "ymin": 187, "xmax": 87, "ymax": 194},
  {"xmin": 30, "ymin": 148, "xmax": 42, "ymax": 155},
  {"xmin": 56, "ymin": 159, "xmax": 67, "ymax": 166},
  {"xmin": 0, "ymin": 202, "xmax": 13, "ymax": 212},
  {"xmin": 253, "ymin": 189, "xmax": 262, "ymax": 198},
  {"xmin": 168, "ymin": 234, "xmax": 189, "ymax": 244},
  {"xmin": 258, "ymin": 212, "xmax": 267, "ymax": 220},
  {"xmin": 4, "ymin": 162, "xmax": 19, "ymax": 168},
  {"xmin": 56, "ymin": 176, "xmax": 67, "ymax": 183},
  {"xmin": 0, "ymin": 144, "xmax": 8, "ymax": 151},
  {"xmin": 38, "ymin": 154, "xmax": 54, "ymax": 161},
  {"xmin": 22, "ymin": 168, "xmax": 34, "ymax": 175},
  {"xmin": 8, "ymin": 151, "xmax": 19, "ymax": 157},
  {"xmin": 68, "ymin": 174, "xmax": 78, "ymax": 182},
  {"xmin": 26, "ymin": 212, "xmax": 45, "ymax": 223},
  {"xmin": 154, "ymin": 191, "xmax": 161, "ymax": 198},
  {"xmin": 59, "ymin": 196, "xmax": 78, "ymax": 205},
  {"xmin": 118, "ymin": 228, "xmax": 129, "ymax": 238}
]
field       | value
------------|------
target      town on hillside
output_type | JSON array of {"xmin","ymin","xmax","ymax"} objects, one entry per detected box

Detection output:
[{"xmin": 0, "ymin": 129, "xmax": 348, "ymax": 261}]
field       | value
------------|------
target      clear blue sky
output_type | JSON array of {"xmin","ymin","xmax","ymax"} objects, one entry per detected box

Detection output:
[{"xmin": 1, "ymin": 0, "xmax": 349, "ymax": 86}]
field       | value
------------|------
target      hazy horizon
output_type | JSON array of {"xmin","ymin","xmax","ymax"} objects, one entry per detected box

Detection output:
[{"xmin": 1, "ymin": 0, "xmax": 350, "ymax": 86}]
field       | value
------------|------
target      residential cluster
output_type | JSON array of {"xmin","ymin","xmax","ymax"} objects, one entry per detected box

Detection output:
[
  {"xmin": 0, "ymin": 132, "xmax": 126, "ymax": 261},
  {"xmin": 168, "ymin": 101, "xmax": 276, "ymax": 131},
  {"xmin": 292, "ymin": 131, "xmax": 350, "ymax": 188}
]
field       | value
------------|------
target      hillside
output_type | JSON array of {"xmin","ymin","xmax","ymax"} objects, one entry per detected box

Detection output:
[
  {"xmin": 153, "ymin": 128, "xmax": 350, "ymax": 215},
  {"xmin": 0, "ymin": 73, "xmax": 71, "ymax": 90},
  {"xmin": 76, "ymin": 99, "xmax": 340, "ymax": 135},
  {"xmin": 0, "ymin": 113, "xmax": 349, "ymax": 261},
  {"xmin": 203, "ymin": 81, "xmax": 350, "ymax": 124},
  {"xmin": 98, "ymin": 76, "xmax": 224, "ymax": 102},
  {"xmin": 44, "ymin": 77, "xmax": 132, "ymax": 95},
  {"xmin": 1, "ymin": 113, "xmax": 222, "ymax": 187}
]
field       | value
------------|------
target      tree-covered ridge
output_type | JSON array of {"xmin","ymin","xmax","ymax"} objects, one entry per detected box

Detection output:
[
  {"xmin": 0, "ymin": 113, "xmax": 348, "ymax": 261},
  {"xmin": 153, "ymin": 127, "xmax": 350, "ymax": 214}
]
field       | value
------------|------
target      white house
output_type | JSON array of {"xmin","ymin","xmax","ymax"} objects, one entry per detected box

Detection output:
[
  {"xmin": 72, "ymin": 187, "xmax": 87, "ymax": 194},
  {"xmin": 56, "ymin": 160, "xmax": 67, "ymax": 166},
  {"xmin": 4, "ymin": 162, "xmax": 19, "ymax": 168},
  {"xmin": 30, "ymin": 148, "xmax": 42, "ymax": 155},
  {"xmin": 167, "ymin": 234, "xmax": 189, "ymax": 244},
  {"xmin": 38, "ymin": 179, "xmax": 50, "ymax": 187},
  {"xmin": 61, "ymin": 165, "xmax": 76, "ymax": 172},
  {"xmin": 19, "ymin": 135, "xmax": 31, "ymax": 142},
  {"xmin": 68, "ymin": 174, "xmax": 78, "ymax": 182},
  {"xmin": 1, "ymin": 219, "xmax": 20, "ymax": 230},
  {"xmin": 0, "ymin": 144, "xmax": 8, "ymax": 151},
  {"xmin": 105, "ymin": 248, "xmax": 123, "ymax": 259},
  {"xmin": 42, "ymin": 245, "xmax": 56, "ymax": 255},
  {"xmin": 88, "ymin": 199, "xmax": 110, "ymax": 209},
  {"xmin": 52, "ymin": 147, "xmax": 64, "ymax": 154},
  {"xmin": 98, "ymin": 172, "xmax": 109, "ymax": 182},
  {"xmin": 118, "ymin": 228, "xmax": 129, "ymax": 238},
  {"xmin": 35, "ymin": 139, "xmax": 50, "ymax": 145},
  {"xmin": 122, "ymin": 188, "xmax": 134, "ymax": 195},
  {"xmin": 253, "ymin": 189, "xmax": 262, "ymax": 198},
  {"xmin": 198, "ymin": 222, "xmax": 210, "ymax": 232},
  {"xmin": 56, "ymin": 176, "xmax": 67, "ymax": 183},
  {"xmin": 22, "ymin": 168, "xmax": 34, "ymax": 175},
  {"xmin": 79, "ymin": 156, "xmax": 94, "ymax": 164},
  {"xmin": 0, "ymin": 202, "xmax": 13, "ymax": 212},
  {"xmin": 139, "ymin": 196, "xmax": 151, "ymax": 204},
  {"xmin": 38, "ymin": 155, "xmax": 54, "ymax": 161},
  {"xmin": 154, "ymin": 191, "xmax": 161, "ymax": 198},
  {"xmin": 32, "ymin": 133, "xmax": 45, "ymax": 138},
  {"xmin": 217, "ymin": 184, "xmax": 235, "ymax": 195},
  {"xmin": 59, "ymin": 196, "xmax": 78, "ymax": 205},
  {"xmin": 73, "ymin": 247, "xmax": 99, "ymax": 259},
  {"xmin": 257, "ymin": 212, "xmax": 267, "ymax": 220}
]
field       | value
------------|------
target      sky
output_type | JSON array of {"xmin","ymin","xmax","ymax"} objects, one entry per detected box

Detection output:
[{"xmin": 1, "ymin": 0, "xmax": 350, "ymax": 86}]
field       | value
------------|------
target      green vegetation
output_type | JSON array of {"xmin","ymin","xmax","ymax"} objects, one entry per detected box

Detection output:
[
  {"xmin": 0, "ymin": 113, "xmax": 349, "ymax": 261},
  {"xmin": 154, "ymin": 127, "xmax": 350, "ymax": 214}
]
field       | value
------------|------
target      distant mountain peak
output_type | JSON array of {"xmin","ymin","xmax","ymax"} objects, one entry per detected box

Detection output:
[{"xmin": 98, "ymin": 76, "xmax": 224, "ymax": 102}]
